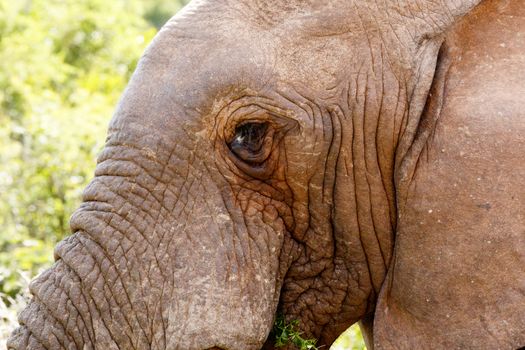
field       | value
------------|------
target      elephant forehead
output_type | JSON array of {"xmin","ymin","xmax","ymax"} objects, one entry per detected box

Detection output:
[
  {"xmin": 274, "ymin": 35, "xmax": 372, "ymax": 90},
  {"xmin": 238, "ymin": 0, "xmax": 369, "ymax": 34},
  {"xmin": 121, "ymin": 23, "xmax": 364, "ymax": 126},
  {"xmin": 114, "ymin": 29, "xmax": 275, "ymax": 126}
]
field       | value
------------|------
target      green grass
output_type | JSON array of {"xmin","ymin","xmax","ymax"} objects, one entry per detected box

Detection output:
[
  {"xmin": 272, "ymin": 315, "xmax": 367, "ymax": 350},
  {"xmin": 273, "ymin": 315, "xmax": 319, "ymax": 350}
]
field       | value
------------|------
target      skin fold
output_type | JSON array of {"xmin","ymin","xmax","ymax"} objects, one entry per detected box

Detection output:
[{"xmin": 7, "ymin": 0, "xmax": 523, "ymax": 349}]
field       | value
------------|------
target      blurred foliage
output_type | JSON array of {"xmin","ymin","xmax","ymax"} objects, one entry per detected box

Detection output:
[
  {"xmin": 143, "ymin": 0, "xmax": 190, "ymax": 29},
  {"xmin": 0, "ymin": 0, "xmax": 365, "ymax": 348},
  {"xmin": 332, "ymin": 324, "xmax": 366, "ymax": 350},
  {"xmin": 0, "ymin": 0, "xmax": 164, "ymax": 300}
]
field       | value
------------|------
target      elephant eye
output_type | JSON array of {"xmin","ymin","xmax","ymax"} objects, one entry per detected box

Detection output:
[{"xmin": 229, "ymin": 122, "xmax": 273, "ymax": 164}]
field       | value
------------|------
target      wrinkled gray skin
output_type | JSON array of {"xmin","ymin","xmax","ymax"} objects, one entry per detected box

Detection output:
[{"xmin": 8, "ymin": 0, "xmax": 525, "ymax": 349}]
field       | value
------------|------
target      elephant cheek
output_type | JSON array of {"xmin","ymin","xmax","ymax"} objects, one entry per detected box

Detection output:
[
  {"xmin": 165, "ymin": 284, "xmax": 275, "ymax": 349},
  {"xmin": 164, "ymin": 242, "xmax": 278, "ymax": 349}
]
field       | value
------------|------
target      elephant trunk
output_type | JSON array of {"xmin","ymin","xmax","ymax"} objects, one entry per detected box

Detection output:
[
  {"xmin": 8, "ymin": 125, "xmax": 285, "ymax": 349},
  {"xmin": 8, "ymin": 175, "xmax": 169, "ymax": 349},
  {"xmin": 8, "ymin": 248, "xmax": 103, "ymax": 350}
]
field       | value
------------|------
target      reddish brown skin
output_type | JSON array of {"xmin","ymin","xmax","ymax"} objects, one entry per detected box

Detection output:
[
  {"xmin": 375, "ymin": 1, "xmax": 525, "ymax": 348},
  {"xmin": 7, "ymin": 0, "xmax": 523, "ymax": 349}
]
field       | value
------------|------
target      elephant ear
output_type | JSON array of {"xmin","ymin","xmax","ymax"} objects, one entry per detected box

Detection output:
[
  {"xmin": 383, "ymin": 0, "xmax": 484, "ymax": 184},
  {"xmin": 387, "ymin": 0, "xmax": 484, "ymax": 44}
]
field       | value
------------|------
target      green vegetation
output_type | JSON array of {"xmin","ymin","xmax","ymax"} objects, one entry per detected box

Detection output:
[
  {"xmin": 272, "ymin": 315, "xmax": 365, "ymax": 350},
  {"xmin": 0, "ymin": 1, "xmax": 365, "ymax": 349},
  {"xmin": 273, "ymin": 315, "xmax": 319, "ymax": 350},
  {"xmin": 0, "ymin": 0, "xmax": 174, "ymax": 301},
  {"xmin": 0, "ymin": 0, "xmax": 187, "ymax": 343}
]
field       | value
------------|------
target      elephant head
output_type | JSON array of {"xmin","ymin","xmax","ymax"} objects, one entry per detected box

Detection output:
[{"xmin": 8, "ymin": 0, "xmax": 491, "ymax": 349}]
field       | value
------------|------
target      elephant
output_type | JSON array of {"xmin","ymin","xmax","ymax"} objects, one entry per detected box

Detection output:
[{"xmin": 7, "ymin": 0, "xmax": 525, "ymax": 349}]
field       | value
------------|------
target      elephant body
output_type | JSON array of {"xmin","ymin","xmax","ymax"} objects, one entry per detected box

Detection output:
[{"xmin": 8, "ymin": 0, "xmax": 525, "ymax": 349}]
